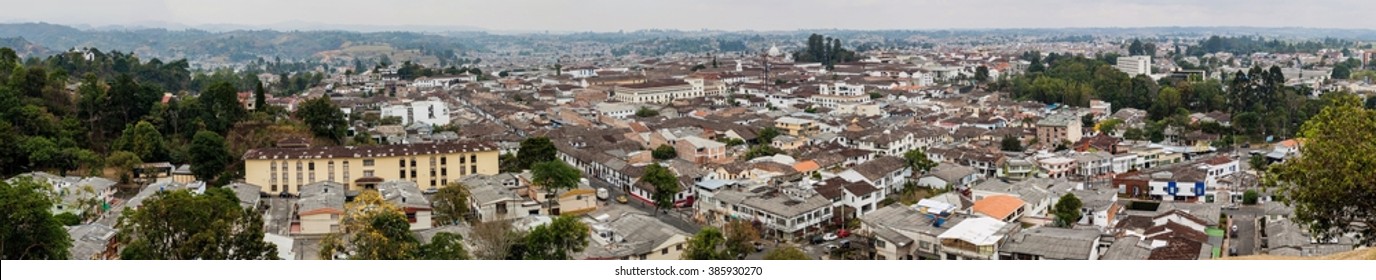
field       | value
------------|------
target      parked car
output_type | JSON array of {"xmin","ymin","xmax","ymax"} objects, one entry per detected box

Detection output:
[
  {"xmin": 823, "ymin": 244, "xmax": 839, "ymax": 252},
  {"xmin": 754, "ymin": 242, "xmax": 765, "ymax": 252},
  {"xmin": 837, "ymin": 229, "xmax": 850, "ymax": 238},
  {"xmin": 839, "ymin": 240, "xmax": 852, "ymax": 249},
  {"xmin": 822, "ymin": 233, "xmax": 839, "ymax": 241},
  {"xmin": 1231, "ymin": 225, "xmax": 1239, "ymax": 238},
  {"xmin": 615, "ymin": 195, "xmax": 629, "ymax": 204},
  {"xmin": 810, "ymin": 235, "xmax": 826, "ymax": 244},
  {"xmin": 1229, "ymin": 247, "xmax": 1238, "ymax": 256}
]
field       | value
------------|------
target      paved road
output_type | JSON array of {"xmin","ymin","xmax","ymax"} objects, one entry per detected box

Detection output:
[
  {"xmin": 1223, "ymin": 205, "xmax": 1265, "ymax": 256},
  {"xmin": 585, "ymin": 176, "xmax": 702, "ymax": 234},
  {"xmin": 264, "ymin": 197, "xmax": 296, "ymax": 235}
]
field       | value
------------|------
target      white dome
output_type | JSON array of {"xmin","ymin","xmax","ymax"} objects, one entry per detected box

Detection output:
[{"xmin": 767, "ymin": 44, "xmax": 782, "ymax": 57}]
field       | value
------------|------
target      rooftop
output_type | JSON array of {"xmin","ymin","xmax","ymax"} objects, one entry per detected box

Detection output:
[{"xmin": 243, "ymin": 141, "xmax": 498, "ymax": 160}]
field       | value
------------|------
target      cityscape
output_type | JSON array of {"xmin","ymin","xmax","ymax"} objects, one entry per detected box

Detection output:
[{"xmin": 1, "ymin": 1, "xmax": 1374, "ymax": 262}]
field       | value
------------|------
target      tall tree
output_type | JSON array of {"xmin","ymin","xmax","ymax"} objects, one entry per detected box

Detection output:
[
  {"xmin": 199, "ymin": 81, "xmax": 246, "ymax": 134},
  {"xmin": 431, "ymin": 182, "xmax": 471, "ymax": 226},
  {"xmin": 1264, "ymin": 94, "xmax": 1376, "ymax": 246},
  {"xmin": 0, "ymin": 177, "xmax": 73, "ymax": 260},
  {"xmin": 523, "ymin": 216, "xmax": 590, "ymax": 260},
  {"xmin": 118, "ymin": 188, "xmax": 279, "ymax": 260},
  {"xmin": 470, "ymin": 220, "xmax": 523, "ymax": 260},
  {"xmin": 419, "ymin": 232, "xmax": 471, "ymax": 260},
  {"xmin": 515, "ymin": 137, "xmax": 557, "ymax": 170},
  {"xmin": 1053, "ymin": 193, "xmax": 1083, "ymax": 227},
  {"xmin": 1000, "ymin": 135, "xmax": 1024, "ymax": 152},
  {"xmin": 757, "ymin": 126, "xmax": 781, "ymax": 144},
  {"xmin": 681, "ymin": 227, "xmax": 730, "ymax": 260},
  {"xmin": 296, "ymin": 96, "xmax": 348, "ymax": 144},
  {"xmin": 723, "ymin": 220, "xmax": 760, "ymax": 258},
  {"xmin": 106, "ymin": 151, "xmax": 142, "ymax": 184},
  {"xmin": 974, "ymin": 65, "xmax": 990, "ymax": 83},
  {"xmin": 113, "ymin": 121, "xmax": 168, "ymax": 162},
  {"xmin": 903, "ymin": 149, "xmax": 937, "ymax": 175},
  {"xmin": 320, "ymin": 190, "xmax": 418, "ymax": 260},
  {"xmin": 253, "ymin": 81, "xmax": 267, "ymax": 110},
  {"xmin": 640, "ymin": 163, "xmax": 680, "ymax": 213},
  {"xmin": 188, "ymin": 130, "xmax": 231, "ymax": 182},
  {"xmin": 531, "ymin": 160, "xmax": 582, "ymax": 210}
]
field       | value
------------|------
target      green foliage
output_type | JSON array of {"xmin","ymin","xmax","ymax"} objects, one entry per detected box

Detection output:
[
  {"xmin": 188, "ymin": 130, "xmax": 231, "ymax": 182},
  {"xmin": 1243, "ymin": 190, "xmax": 1260, "ymax": 205},
  {"xmin": 652, "ymin": 144, "xmax": 677, "ymax": 160},
  {"xmin": 1000, "ymin": 135, "xmax": 1024, "ymax": 152},
  {"xmin": 0, "ymin": 177, "xmax": 72, "ymax": 260},
  {"xmin": 523, "ymin": 216, "xmax": 590, "ymax": 260},
  {"xmin": 723, "ymin": 220, "xmax": 759, "ymax": 258},
  {"xmin": 113, "ymin": 121, "xmax": 168, "ymax": 162},
  {"xmin": 1053, "ymin": 193, "xmax": 1083, "ymax": 227},
  {"xmin": 296, "ymin": 96, "xmax": 348, "ymax": 144},
  {"xmin": 764, "ymin": 245, "xmax": 809, "ymax": 260},
  {"xmin": 1264, "ymin": 95, "xmax": 1376, "ymax": 246},
  {"xmin": 253, "ymin": 81, "xmax": 267, "ymax": 110},
  {"xmin": 682, "ymin": 227, "xmax": 731, "ymax": 260},
  {"xmin": 1190, "ymin": 36, "xmax": 1349, "ymax": 56},
  {"xmin": 717, "ymin": 138, "xmax": 745, "ymax": 146},
  {"xmin": 635, "ymin": 106, "xmax": 659, "ymax": 118},
  {"xmin": 741, "ymin": 145, "xmax": 783, "ymax": 160},
  {"xmin": 199, "ymin": 81, "xmax": 247, "ymax": 134},
  {"xmin": 118, "ymin": 188, "xmax": 278, "ymax": 260},
  {"xmin": 792, "ymin": 34, "xmax": 858, "ymax": 69},
  {"xmin": 1123, "ymin": 127, "xmax": 1145, "ymax": 140},
  {"xmin": 419, "ymin": 232, "xmax": 471, "ymax": 260},
  {"xmin": 640, "ymin": 163, "xmax": 680, "ymax": 212},
  {"xmin": 515, "ymin": 137, "xmax": 557, "ymax": 171},
  {"xmin": 54, "ymin": 212, "xmax": 82, "ymax": 226},
  {"xmin": 974, "ymin": 65, "xmax": 990, "ymax": 83},
  {"xmin": 903, "ymin": 149, "xmax": 938, "ymax": 174},
  {"xmin": 432, "ymin": 183, "xmax": 471, "ymax": 226},
  {"xmin": 337, "ymin": 210, "xmax": 420, "ymax": 260},
  {"xmin": 532, "ymin": 160, "xmax": 582, "ymax": 198}
]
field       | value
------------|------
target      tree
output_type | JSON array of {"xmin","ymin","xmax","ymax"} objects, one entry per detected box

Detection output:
[
  {"xmin": 1053, "ymin": 193, "xmax": 1083, "ymax": 227},
  {"xmin": 1123, "ymin": 127, "xmax": 1145, "ymax": 140},
  {"xmin": 1000, "ymin": 135, "xmax": 1024, "ymax": 152},
  {"xmin": 1264, "ymin": 94, "xmax": 1376, "ymax": 246},
  {"xmin": 723, "ymin": 220, "xmax": 760, "ymax": 257},
  {"xmin": 974, "ymin": 65, "xmax": 990, "ymax": 83},
  {"xmin": 903, "ymin": 149, "xmax": 938, "ymax": 175},
  {"xmin": 113, "ymin": 121, "xmax": 168, "ymax": 162},
  {"xmin": 431, "ymin": 182, "xmax": 470, "ymax": 226},
  {"xmin": 740, "ymin": 145, "xmax": 783, "ymax": 160},
  {"xmin": 320, "ymin": 190, "xmax": 420, "ymax": 260},
  {"xmin": 118, "ymin": 188, "xmax": 278, "ymax": 260},
  {"xmin": 1242, "ymin": 190, "xmax": 1260, "ymax": 205},
  {"xmin": 523, "ymin": 216, "xmax": 590, "ymax": 260},
  {"xmin": 635, "ymin": 106, "xmax": 659, "ymax": 118},
  {"xmin": 515, "ymin": 137, "xmax": 557, "ymax": 171},
  {"xmin": 253, "ymin": 81, "xmax": 267, "ymax": 111},
  {"xmin": 188, "ymin": 130, "xmax": 231, "ymax": 182},
  {"xmin": 764, "ymin": 245, "xmax": 809, "ymax": 260},
  {"xmin": 0, "ymin": 177, "xmax": 72, "ymax": 260},
  {"xmin": 199, "ymin": 81, "xmax": 247, "ymax": 134},
  {"xmin": 532, "ymin": 160, "xmax": 582, "ymax": 210},
  {"xmin": 681, "ymin": 227, "xmax": 730, "ymax": 260},
  {"xmin": 640, "ymin": 163, "xmax": 680, "ymax": 213},
  {"xmin": 1098, "ymin": 119, "xmax": 1124, "ymax": 135},
  {"xmin": 757, "ymin": 126, "xmax": 781, "ymax": 144},
  {"xmin": 652, "ymin": 144, "xmax": 677, "ymax": 160},
  {"xmin": 418, "ymin": 232, "xmax": 470, "ymax": 260},
  {"xmin": 1331, "ymin": 64, "xmax": 1351, "ymax": 80},
  {"xmin": 470, "ymin": 220, "xmax": 523, "ymax": 260},
  {"xmin": 296, "ymin": 96, "xmax": 348, "ymax": 144},
  {"xmin": 1128, "ymin": 39, "xmax": 1145, "ymax": 56}
]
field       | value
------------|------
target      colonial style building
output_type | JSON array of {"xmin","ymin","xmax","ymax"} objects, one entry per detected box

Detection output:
[{"xmin": 243, "ymin": 141, "xmax": 500, "ymax": 195}]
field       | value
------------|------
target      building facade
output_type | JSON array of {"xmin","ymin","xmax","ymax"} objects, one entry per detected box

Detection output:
[{"xmin": 243, "ymin": 142, "xmax": 500, "ymax": 195}]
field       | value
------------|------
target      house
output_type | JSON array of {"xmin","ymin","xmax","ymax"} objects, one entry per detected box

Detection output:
[
  {"xmin": 1069, "ymin": 189, "xmax": 1121, "ymax": 228},
  {"xmin": 971, "ymin": 195, "xmax": 1025, "ymax": 223},
  {"xmin": 998, "ymin": 227, "xmax": 1103, "ymax": 260},
  {"xmin": 227, "ymin": 182, "xmax": 264, "ymax": 210},
  {"xmin": 294, "ymin": 181, "xmax": 347, "ymax": 235},
  {"xmin": 774, "ymin": 116, "xmax": 819, "ymax": 137},
  {"xmin": 836, "ymin": 156, "xmax": 910, "ymax": 195},
  {"xmin": 1036, "ymin": 111, "xmax": 1083, "ymax": 146},
  {"xmin": 464, "ymin": 173, "xmax": 537, "ymax": 222},
  {"xmin": 66, "ymin": 223, "xmax": 117, "ymax": 260},
  {"xmin": 172, "ymin": 164, "xmax": 195, "ymax": 183},
  {"xmin": 815, "ymin": 177, "xmax": 883, "ymax": 218},
  {"xmin": 378, "ymin": 180, "xmax": 433, "ymax": 230},
  {"xmin": 674, "ymin": 135, "xmax": 729, "ymax": 165},
  {"xmin": 582, "ymin": 211, "xmax": 691, "ymax": 260},
  {"xmin": 970, "ymin": 178, "xmax": 1057, "ymax": 224},
  {"xmin": 936, "ymin": 216, "xmax": 1018, "ymax": 260},
  {"xmin": 859, "ymin": 204, "xmax": 966, "ymax": 260},
  {"xmin": 917, "ymin": 163, "xmax": 980, "ymax": 190},
  {"xmin": 707, "ymin": 189, "xmax": 833, "ymax": 237}
]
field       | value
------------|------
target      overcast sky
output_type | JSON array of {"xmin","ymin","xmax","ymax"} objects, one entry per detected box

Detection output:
[{"xmin": 2, "ymin": 0, "xmax": 1372, "ymax": 32}]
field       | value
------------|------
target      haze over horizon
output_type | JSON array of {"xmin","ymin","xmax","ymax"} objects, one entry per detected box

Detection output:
[{"xmin": 2, "ymin": 0, "xmax": 1373, "ymax": 33}]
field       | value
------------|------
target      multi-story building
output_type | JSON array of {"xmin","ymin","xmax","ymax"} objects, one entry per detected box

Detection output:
[
  {"xmin": 380, "ymin": 97, "xmax": 451, "ymax": 126},
  {"xmin": 612, "ymin": 79, "xmax": 716, "ymax": 104},
  {"xmin": 774, "ymin": 117, "xmax": 820, "ymax": 137},
  {"xmin": 1036, "ymin": 112, "xmax": 1083, "ymax": 146},
  {"xmin": 1116, "ymin": 55, "xmax": 1151, "ymax": 76},
  {"xmin": 243, "ymin": 141, "xmax": 500, "ymax": 195}
]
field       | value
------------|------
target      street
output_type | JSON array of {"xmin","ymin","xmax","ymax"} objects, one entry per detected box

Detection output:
[
  {"xmin": 585, "ymin": 176, "xmax": 702, "ymax": 234},
  {"xmin": 1223, "ymin": 205, "xmax": 1265, "ymax": 256}
]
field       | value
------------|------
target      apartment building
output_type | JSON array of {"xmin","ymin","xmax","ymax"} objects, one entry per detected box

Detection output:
[{"xmin": 243, "ymin": 141, "xmax": 500, "ymax": 195}]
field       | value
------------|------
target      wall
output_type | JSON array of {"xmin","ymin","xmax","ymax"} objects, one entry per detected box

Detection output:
[
  {"xmin": 245, "ymin": 150, "xmax": 499, "ymax": 195},
  {"xmin": 299, "ymin": 212, "xmax": 339, "ymax": 235}
]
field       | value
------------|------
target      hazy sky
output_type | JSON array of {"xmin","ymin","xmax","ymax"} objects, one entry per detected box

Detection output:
[{"xmin": 2, "ymin": 0, "xmax": 1372, "ymax": 32}]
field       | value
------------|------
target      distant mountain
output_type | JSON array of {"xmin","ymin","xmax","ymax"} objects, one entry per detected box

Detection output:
[{"xmin": 0, "ymin": 36, "xmax": 51, "ymax": 57}]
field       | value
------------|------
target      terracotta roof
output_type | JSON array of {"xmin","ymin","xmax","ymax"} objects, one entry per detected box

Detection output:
[
  {"xmin": 793, "ymin": 160, "xmax": 820, "ymax": 173},
  {"xmin": 972, "ymin": 195, "xmax": 1025, "ymax": 220},
  {"xmin": 243, "ymin": 141, "xmax": 498, "ymax": 160}
]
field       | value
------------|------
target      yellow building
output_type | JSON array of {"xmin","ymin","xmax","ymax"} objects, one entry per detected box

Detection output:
[{"xmin": 243, "ymin": 141, "xmax": 500, "ymax": 195}]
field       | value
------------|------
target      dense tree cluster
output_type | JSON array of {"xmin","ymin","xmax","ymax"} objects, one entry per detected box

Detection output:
[
  {"xmin": 118, "ymin": 188, "xmax": 279, "ymax": 260},
  {"xmin": 792, "ymin": 34, "xmax": 858, "ymax": 69},
  {"xmin": 1188, "ymin": 36, "xmax": 1351, "ymax": 56}
]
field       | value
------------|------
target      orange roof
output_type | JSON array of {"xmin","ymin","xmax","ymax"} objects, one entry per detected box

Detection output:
[
  {"xmin": 972, "ymin": 195, "xmax": 1025, "ymax": 220},
  {"xmin": 793, "ymin": 160, "xmax": 821, "ymax": 173},
  {"xmin": 1277, "ymin": 139, "xmax": 1300, "ymax": 148}
]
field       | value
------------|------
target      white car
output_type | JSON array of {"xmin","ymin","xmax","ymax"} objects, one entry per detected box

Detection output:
[
  {"xmin": 823, "ymin": 244, "xmax": 840, "ymax": 252},
  {"xmin": 822, "ymin": 233, "xmax": 839, "ymax": 241}
]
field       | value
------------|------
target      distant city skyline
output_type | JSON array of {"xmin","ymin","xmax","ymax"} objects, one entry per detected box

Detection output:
[{"xmin": 1, "ymin": 0, "xmax": 1373, "ymax": 33}]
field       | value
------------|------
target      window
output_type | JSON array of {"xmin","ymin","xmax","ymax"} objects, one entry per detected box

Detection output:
[
  {"xmin": 430, "ymin": 180, "xmax": 436, "ymax": 187},
  {"xmin": 364, "ymin": 170, "xmax": 375, "ymax": 177},
  {"xmin": 411, "ymin": 170, "xmax": 417, "ymax": 178},
  {"xmin": 441, "ymin": 168, "xmax": 447, "ymax": 176},
  {"xmin": 440, "ymin": 157, "xmax": 447, "ymax": 165},
  {"xmin": 460, "ymin": 156, "xmax": 466, "ymax": 164},
  {"xmin": 308, "ymin": 162, "xmax": 315, "ymax": 171},
  {"xmin": 431, "ymin": 170, "xmax": 436, "ymax": 177},
  {"xmin": 471, "ymin": 165, "xmax": 477, "ymax": 174},
  {"xmin": 363, "ymin": 159, "xmax": 374, "ymax": 167},
  {"xmin": 920, "ymin": 241, "xmax": 931, "ymax": 250},
  {"xmin": 676, "ymin": 244, "xmax": 683, "ymax": 250},
  {"xmin": 328, "ymin": 161, "xmax": 335, "ymax": 182},
  {"xmin": 271, "ymin": 185, "xmax": 277, "ymax": 192},
  {"xmin": 470, "ymin": 155, "xmax": 476, "ymax": 164},
  {"xmin": 400, "ymin": 159, "xmax": 407, "ymax": 167},
  {"xmin": 875, "ymin": 240, "xmax": 888, "ymax": 248},
  {"xmin": 662, "ymin": 248, "xmax": 668, "ymax": 255}
]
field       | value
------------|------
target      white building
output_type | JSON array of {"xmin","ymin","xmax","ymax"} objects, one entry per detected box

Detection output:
[
  {"xmin": 1116, "ymin": 56, "xmax": 1152, "ymax": 76},
  {"xmin": 381, "ymin": 97, "xmax": 451, "ymax": 127}
]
